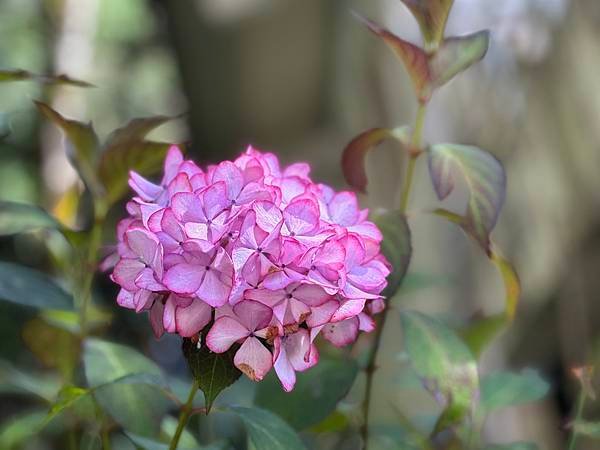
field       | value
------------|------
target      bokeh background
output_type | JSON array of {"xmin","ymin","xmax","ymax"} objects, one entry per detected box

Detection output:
[{"xmin": 1, "ymin": 0, "xmax": 599, "ymax": 448}]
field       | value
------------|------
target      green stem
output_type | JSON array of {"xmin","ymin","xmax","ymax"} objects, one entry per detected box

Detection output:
[
  {"xmin": 567, "ymin": 389, "xmax": 586, "ymax": 450},
  {"xmin": 361, "ymin": 102, "xmax": 428, "ymax": 450},
  {"xmin": 169, "ymin": 380, "xmax": 199, "ymax": 450}
]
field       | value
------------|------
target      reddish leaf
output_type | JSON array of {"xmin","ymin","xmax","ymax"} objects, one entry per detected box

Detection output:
[
  {"xmin": 400, "ymin": 0, "xmax": 455, "ymax": 50},
  {"xmin": 341, "ymin": 127, "xmax": 410, "ymax": 193},
  {"xmin": 353, "ymin": 13, "xmax": 431, "ymax": 102}
]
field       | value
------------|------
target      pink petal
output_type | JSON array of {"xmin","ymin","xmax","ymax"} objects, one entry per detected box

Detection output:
[
  {"xmin": 116, "ymin": 289, "xmax": 135, "ymax": 309},
  {"xmin": 213, "ymin": 161, "xmax": 244, "ymax": 201},
  {"xmin": 135, "ymin": 267, "xmax": 164, "ymax": 292},
  {"xmin": 176, "ymin": 299, "xmax": 212, "ymax": 337},
  {"xmin": 167, "ymin": 173, "xmax": 192, "ymax": 197},
  {"xmin": 285, "ymin": 329, "xmax": 316, "ymax": 371},
  {"xmin": 331, "ymin": 298, "xmax": 366, "ymax": 322},
  {"xmin": 134, "ymin": 290, "xmax": 156, "ymax": 312},
  {"xmin": 322, "ymin": 317, "xmax": 359, "ymax": 347},
  {"xmin": 343, "ymin": 234, "xmax": 366, "ymax": 270},
  {"xmin": 161, "ymin": 209, "xmax": 185, "ymax": 243},
  {"xmin": 161, "ymin": 145, "xmax": 184, "ymax": 185},
  {"xmin": 149, "ymin": 300, "xmax": 165, "ymax": 338},
  {"xmin": 273, "ymin": 339, "xmax": 296, "ymax": 392},
  {"xmin": 292, "ymin": 284, "xmax": 331, "ymax": 307},
  {"xmin": 129, "ymin": 171, "xmax": 163, "ymax": 201},
  {"xmin": 234, "ymin": 336, "xmax": 273, "ymax": 381},
  {"xmin": 201, "ymin": 181, "xmax": 229, "ymax": 220},
  {"xmin": 171, "ymin": 192, "xmax": 205, "ymax": 222},
  {"xmin": 328, "ymin": 191, "xmax": 359, "ymax": 226},
  {"xmin": 163, "ymin": 263, "xmax": 205, "ymax": 294},
  {"xmin": 206, "ymin": 316, "xmax": 250, "ymax": 353},
  {"xmin": 253, "ymin": 201, "xmax": 283, "ymax": 232},
  {"xmin": 163, "ymin": 296, "xmax": 177, "ymax": 333},
  {"xmin": 305, "ymin": 300, "xmax": 339, "ymax": 328},
  {"xmin": 125, "ymin": 228, "xmax": 159, "ymax": 266},
  {"xmin": 233, "ymin": 300, "xmax": 273, "ymax": 332},
  {"xmin": 284, "ymin": 198, "xmax": 319, "ymax": 235},
  {"xmin": 113, "ymin": 259, "xmax": 145, "ymax": 291},
  {"xmin": 358, "ymin": 312, "xmax": 375, "ymax": 332},
  {"xmin": 196, "ymin": 267, "xmax": 232, "ymax": 307},
  {"xmin": 244, "ymin": 288, "xmax": 285, "ymax": 308}
]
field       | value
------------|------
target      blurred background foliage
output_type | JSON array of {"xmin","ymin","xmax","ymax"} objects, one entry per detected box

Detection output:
[{"xmin": 0, "ymin": 0, "xmax": 599, "ymax": 448}]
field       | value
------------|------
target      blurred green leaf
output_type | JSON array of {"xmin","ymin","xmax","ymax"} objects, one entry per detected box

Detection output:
[
  {"xmin": 0, "ymin": 69, "xmax": 94, "ymax": 87},
  {"xmin": 0, "ymin": 261, "xmax": 73, "ymax": 310},
  {"xmin": 160, "ymin": 415, "xmax": 200, "ymax": 450},
  {"xmin": 0, "ymin": 410, "xmax": 47, "ymax": 449},
  {"xmin": 255, "ymin": 358, "xmax": 358, "ymax": 430},
  {"xmin": 341, "ymin": 127, "xmax": 410, "ymax": 193},
  {"xmin": 483, "ymin": 443, "xmax": 539, "ymax": 450},
  {"xmin": 80, "ymin": 431, "xmax": 102, "ymax": 450},
  {"xmin": 400, "ymin": 0, "xmax": 454, "ymax": 50},
  {"xmin": 98, "ymin": 116, "xmax": 174, "ymax": 205},
  {"xmin": 428, "ymin": 144, "xmax": 506, "ymax": 251},
  {"xmin": 354, "ymin": 13, "xmax": 431, "ymax": 102},
  {"xmin": 35, "ymin": 101, "xmax": 102, "ymax": 198},
  {"xmin": 230, "ymin": 406, "xmax": 307, "ymax": 450},
  {"xmin": 480, "ymin": 370, "xmax": 549, "ymax": 412},
  {"xmin": 84, "ymin": 338, "xmax": 172, "ymax": 436},
  {"xmin": 372, "ymin": 210, "xmax": 412, "ymax": 298},
  {"xmin": 572, "ymin": 421, "xmax": 600, "ymax": 439},
  {"xmin": 0, "ymin": 360, "xmax": 61, "ymax": 402},
  {"xmin": 45, "ymin": 386, "xmax": 89, "ymax": 425},
  {"xmin": 310, "ymin": 411, "xmax": 349, "ymax": 433},
  {"xmin": 124, "ymin": 432, "xmax": 225, "ymax": 450},
  {"xmin": 430, "ymin": 31, "xmax": 490, "ymax": 88},
  {"xmin": 0, "ymin": 201, "xmax": 61, "ymax": 236},
  {"xmin": 400, "ymin": 311, "xmax": 478, "ymax": 430},
  {"xmin": 182, "ymin": 337, "xmax": 241, "ymax": 414}
]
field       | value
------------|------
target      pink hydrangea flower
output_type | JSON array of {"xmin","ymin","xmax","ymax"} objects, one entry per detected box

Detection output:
[{"xmin": 109, "ymin": 145, "xmax": 390, "ymax": 391}]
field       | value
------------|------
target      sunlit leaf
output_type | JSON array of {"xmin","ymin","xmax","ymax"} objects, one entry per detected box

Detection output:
[
  {"xmin": 430, "ymin": 31, "xmax": 490, "ymax": 87},
  {"xmin": 400, "ymin": 311, "xmax": 478, "ymax": 430},
  {"xmin": 371, "ymin": 210, "xmax": 412, "ymax": 298},
  {"xmin": 480, "ymin": 370, "xmax": 549, "ymax": 412},
  {"xmin": 182, "ymin": 337, "xmax": 241, "ymax": 414},
  {"xmin": 84, "ymin": 338, "xmax": 172, "ymax": 436},
  {"xmin": 484, "ymin": 443, "xmax": 539, "ymax": 450},
  {"xmin": 230, "ymin": 406, "xmax": 307, "ymax": 450},
  {"xmin": 0, "ymin": 201, "xmax": 61, "ymax": 236},
  {"xmin": 341, "ymin": 127, "xmax": 410, "ymax": 193},
  {"xmin": 35, "ymin": 101, "xmax": 102, "ymax": 197},
  {"xmin": 255, "ymin": 358, "xmax": 358, "ymax": 430},
  {"xmin": 353, "ymin": 13, "xmax": 431, "ymax": 102},
  {"xmin": 428, "ymin": 144, "xmax": 506, "ymax": 251},
  {"xmin": 310, "ymin": 411, "xmax": 349, "ymax": 433},
  {"xmin": 400, "ymin": 0, "xmax": 455, "ymax": 50},
  {"xmin": 0, "ymin": 69, "xmax": 94, "ymax": 87},
  {"xmin": 0, "ymin": 261, "xmax": 74, "ymax": 310}
]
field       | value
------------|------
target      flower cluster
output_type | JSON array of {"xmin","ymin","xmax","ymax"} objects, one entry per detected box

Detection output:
[{"xmin": 110, "ymin": 145, "xmax": 390, "ymax": 391}]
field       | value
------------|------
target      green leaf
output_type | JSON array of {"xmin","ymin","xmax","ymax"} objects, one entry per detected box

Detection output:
[
  {"xmin": 230, "ymin": 406, "xmax": 307, "ymax": 450},
  {"xmin": 254, "ymin": 358, "xmax": 358, "ymax": 430},
  {"xmin": 45, "ymin": 386, "xmax": 89, "ymax": 425},
  {"xmin": 0, "ymin": 201, "xmax": 61, "ymax": 236},
  {"xmin": 182, "ymin": 337, "xmax": 241, "ymax": 414},
  {"xmin": 480, "ymin": 370, "xmax": 549, "ymax": 412},
  {"xmin": 572, "ymin": 421, "xmax": 600, "ymax": 439},
  {"xmin": 0, "ymin": 261, "xmax": 74, "ymax": 310},
  {"xmin": 104, "ymin": 116, "xmax": 172, "ymax": 149},
  {"xmin": 0, "ymin": 360, "xmax": 61, "ymax": 402},
  {"xmin": 84, "ymin": 338, "xmax": 172, "ymax": 436},
  {"xmin": 0, "ymin": 410, "xmax": 47, "ymax": 449},
  {"xmin": 428, "ymin": 144, "xmax": 506, "ymax": 251},
  {"xmin": 400, "ymin": 311, "xmax": 478, "ymax": 429},
  {"xmin": 341, "ymin": 127, "xmax": 411, "ymax": 193},
  {"xmin": 354, "ymin": 13, "xmax": 431, "ymax": 102},
  {"xmin": 371, "ymin": 210, "xmax": 412, "ymax": 298},
  {"xmin": 35, "ymin": 101, "xmax": 102, "ymax": 197},
  {"xmin": 430, "ymin": 31, "xmax": 490, "ymax": 87},
  {"xmin": 400, "ymin": 0, "xmax": 455, "ymax": 50},
  {"xmin": 0, "ymin": 69, "xmax": 94, "ymax": 87},
  {"xmin": 483, "ymin": 443, "xmax": 539, "ymax": 450}
]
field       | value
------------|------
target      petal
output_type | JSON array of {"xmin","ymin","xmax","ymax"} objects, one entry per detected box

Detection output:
[
  {"xmin": 234, "ymin": 336, "xmax": 273, "ymax": 381},
  {"xmin": 253, "ymin": 201, "xmax": 283, "ymax": 232},
  {"xmin": 125, "ymin": 228, "xmax": 159, "ymax": 266},
  {"xmin": 149, "ymin": 300, "xmax": 165, "ymax": 338},
  {"xmin": 358, "ymin": 312, "xmax": 375, "ymax": 332},
  {"xmin": 134, "ymin": 290, "xmax": 155, "ymax": 312},
  {"xmin": 244, "ymin": 288, "xmax": 285, "ymax": 308},
  {"xmin": 331, "ymin": 298, "xmax": 366, "ymax": 322},
  {"xmin": 163, "ymin": 296, "xmax": 177, "ymax": 333},
  {"xmin": 171, "ymin": 192, "xmax": 205, "ymax": 222},
  {"xmin": 233, "ymin": 300, "xmax": 273, "ymax": 332},
  {"xmin": 113, "ymin": 259, "xmax": 145, "ymax": 291},
  {"xmin": 343, "ymin": 234, "xmax": 366, "ymax": 270},
  {"xmin": 213, "ymin": 161, "xmax": 244, "ymax": 201},
  {"xmin": 273, "ymin": 339, "xmax": 296, "ymax": 392},
  {"xmin": 129, "ymin": 171, "xmax": 163, "ymax": 201},
  {"xmin": 164, "ymin": 263, "xmax": 205, "ymax": 294},
  {"xmin": 206, "ymin": 316, "xmax": 250, "ymax": 353},
  {"xmin": 328, "ymin": 191, "xmax": 359, "ymax": 226},
  {"xmin": 305, "ymin": 300, "xmax": 339, "ymax": 328},
  {"xmin": 176, "ymin": 299, "xmax": 212, "ymax": 337},
  {"xmin": 285, "ymin": 329, "xmax": 315, "ymax": 371},
  {"xmin": 196, "ymin": 267, "xmax": 232, "ymax": 307},
  {"xmin": 322, "ymin": 317, "xmax": 359, "ymax": 347},
  {"xmin": 167, "ymin": 172, "xmax": 192, "ymax": 197},
  {"xmin": 116, "ymin": 289, "xmax": 135, "ymax": 309},
  {"xmin": 161, "ymin": 145, "xmax": 184, "ymax": 184},
  {"xmin": 284, "ymin": 198, "xmax": 319, "ymax": 235},
  {"xmin": 231, "ymin": 247, "xmax": 255, "ymax": 272},
  {"xmin": 135, "ymin": 267, "xmax": 164, "ymax": 292},
  {"xmin": 292, "ymin": 284, "xmax": 331, "ymax": 307},
  {"xmin": 347, "ymin": 265, "xmax": 387, "ymax": 292},
  {"xmin": 201, "ymin": 181, "xmax": 229, "ymax": 220},
  {"xmin": 161, "ymin": 208, "xmax": 185, "ymax": 243}
]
